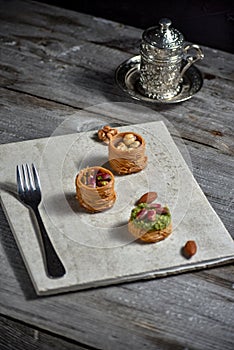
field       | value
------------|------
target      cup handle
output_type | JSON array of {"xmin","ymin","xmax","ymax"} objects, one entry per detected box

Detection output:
[{"xmin": 179, "ymin": 44, "xmax": 204, "ymax": 80}]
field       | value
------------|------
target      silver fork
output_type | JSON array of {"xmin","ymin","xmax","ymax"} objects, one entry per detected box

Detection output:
[{"xmin": 16, "ymin": 163, "xmax": 66, "ymax": 279}]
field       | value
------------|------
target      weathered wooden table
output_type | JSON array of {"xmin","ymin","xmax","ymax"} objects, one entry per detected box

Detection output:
[{"xmin": 0, "ymin": 1, "xmax": 233, "ymax": 349}]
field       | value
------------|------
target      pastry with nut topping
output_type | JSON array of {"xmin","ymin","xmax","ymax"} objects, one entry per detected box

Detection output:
[
  {"xmin": 75, "ymin": 166, "xmax": 116, "ymax": 212},
  {"xmin": 128, "ymin": 202, "xmax": 172, "ymax": 243},
  {"xmin": 108, "ymin": 131, "xmax": 147, "ymax": 175}
]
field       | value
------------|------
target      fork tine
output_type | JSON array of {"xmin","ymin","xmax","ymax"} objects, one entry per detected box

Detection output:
[
  {"xmin": 16, "ymin": 165, "xmax": 24, "ymax": 194},
  {"xmin": 32, "ymin": 163, "xmax": 41, "ymax": 191},
  {"xmin": 22, "ymin": 164, "xmax": 30, "ymax": 191},
  {"xmin": 25, "ymin": 163, "xmax": 35, "ymax": 190}
]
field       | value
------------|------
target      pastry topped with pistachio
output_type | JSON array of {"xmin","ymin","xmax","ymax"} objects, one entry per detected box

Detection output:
[{"xmin": 128, "ymin": 201, "xmax": 172, "ymax": 243}]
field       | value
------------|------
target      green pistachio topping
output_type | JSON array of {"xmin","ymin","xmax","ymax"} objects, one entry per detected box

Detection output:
[{"xmin": 130, "ymin": 203, "xmax": 171, "ymax": 231}]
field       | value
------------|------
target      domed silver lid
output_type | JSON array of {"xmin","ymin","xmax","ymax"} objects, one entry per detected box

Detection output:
[{"xmin": 142, "ymin": 18, "xmax": 184, "ymax": 49}]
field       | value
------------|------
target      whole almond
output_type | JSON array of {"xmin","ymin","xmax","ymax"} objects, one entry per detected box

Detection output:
[
  {"xmin": 183, "ymin": 240, "xmax": 197, "ymax": 258},
  {"xmin": 137, "ymin": 192, "xmax": 158, "ymax": 205}
]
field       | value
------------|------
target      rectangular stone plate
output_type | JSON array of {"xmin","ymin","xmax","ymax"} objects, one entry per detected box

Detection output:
[{"xmin": 0, "ymin": 121, "xmax": 233, "ymax": 295}]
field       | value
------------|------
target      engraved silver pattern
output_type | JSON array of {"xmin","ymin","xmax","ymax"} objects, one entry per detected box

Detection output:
[
  {"xmin": 115, "ymin": 55, "xmax": 203, "ymax": 104},
  {"xmin": 139, "ymin": 18, "xmax": 204, "ymax": 100}
]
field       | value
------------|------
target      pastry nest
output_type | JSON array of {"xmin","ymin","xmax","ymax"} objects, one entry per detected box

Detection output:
[
  {"xmin": 128, "ymin": 221, "xmax": 172, "ymax": 243},
  {"xmin": 108, "ymin": 132, "xmax": 147, "ymax": 175},
  {"xmin": 75, "ymin": 166, "xmax": 116, "ymax": 213}
]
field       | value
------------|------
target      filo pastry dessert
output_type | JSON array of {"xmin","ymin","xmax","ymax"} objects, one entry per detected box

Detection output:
[
  {"xmin": 108, "ymin": 132, "xmax": 147, "ymax": 175},
  {"xmin": 75, "ymin": 166, "xmax": 116, "ymax": 212},
  {"xmin": 128, "ymin": 202, "xmax": 172, "ymax": 243}
]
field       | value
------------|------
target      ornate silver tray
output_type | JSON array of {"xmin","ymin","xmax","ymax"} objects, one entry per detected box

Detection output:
[{"xmin": 115, "ymin": 55, "xmax": 203, "ymax": 104}]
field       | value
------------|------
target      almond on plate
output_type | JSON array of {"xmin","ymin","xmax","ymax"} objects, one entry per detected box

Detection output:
[
  {"xmin": 183, "ymin": 240, "xmax": 197, "ymax": 258},
  {"xmin": 137, "ymin": 192, "xmax": 158, "ymax": 205}
]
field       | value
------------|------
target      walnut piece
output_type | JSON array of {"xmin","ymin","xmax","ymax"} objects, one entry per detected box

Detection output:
[{"xmin": 98, "ymin": 125, "xmax": 118, "ymax": 144}]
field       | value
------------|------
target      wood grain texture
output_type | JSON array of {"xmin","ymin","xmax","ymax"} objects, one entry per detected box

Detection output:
[
  {"xmin": 0, "ymin": 315, "xmax": 90, "ymax": 350},
  {"xmin": 0, "ymin": 1, "xmax": 233, "ymax": 349}
]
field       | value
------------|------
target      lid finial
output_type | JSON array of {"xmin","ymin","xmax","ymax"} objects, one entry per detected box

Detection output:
[
  {"xmin": 142, "ymin": 17, "xmax": 184, "ymax": 49},
  {"xmin": 159, "ymin": 18, "xmax": 172, "ymax": 30}
]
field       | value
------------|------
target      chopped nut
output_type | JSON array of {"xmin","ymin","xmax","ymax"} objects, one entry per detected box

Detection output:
[
  {"xmin": 129, "ymin": 140, "xmax": 141, "ymax": 148},
  {"xmin": 98, "ymin": 129, "xmax": 107, "ymax": 141},
  {"xmin": 123, "ymin": 133, "xmax": 136, "ymax": 145},
  {"xmin": 123, "ymin": 133, "xmax": 135, "ymax": 140},
  {"xmin": 108, "ymin": 128, "xmax": 118, "ymax": 136},
  {"xmin": 103, "ymin": 125, "xmax": 111, "ymax": 132},
  {"xmin": 116, "ymin": 141, "xmax": 128, "ymax": 151}
]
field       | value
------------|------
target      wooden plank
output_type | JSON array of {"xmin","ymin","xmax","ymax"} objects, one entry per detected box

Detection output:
[
  {"xmin": 0, "ymin": 87, "xmax": 122, "ymax": 144},
  {"xmin": 0, "ymin": 1, "xmax": 233, "ymax": 155},
  {"xmin": 0, "ymin": 315, "xmax": 90, "ymax": 350},
  {"xmin": 0, "ymin": 88, "xmax": 75, "ymax": 143},
  {"xmin": 0, "ymin": 1, "xmax": 233, "ymax": 80},
  {"xmin": 184, "ymin": 140, "xmax": 234, "ymax": 236}
]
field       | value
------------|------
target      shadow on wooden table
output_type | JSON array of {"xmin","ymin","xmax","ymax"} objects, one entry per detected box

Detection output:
[{"xmin": 75, "ymin": 65, "xmax": 179, "ymax": 116}]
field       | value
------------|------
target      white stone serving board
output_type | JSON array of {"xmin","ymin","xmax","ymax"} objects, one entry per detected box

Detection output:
[{"xmin": 0, "ymin": 121, "xmax": 233, "ymax": 296}]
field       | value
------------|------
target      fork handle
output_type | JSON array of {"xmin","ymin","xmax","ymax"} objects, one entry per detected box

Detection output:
[{"xmin": 33, "ymin": 207, "xmax": 66, "ymax": 278}]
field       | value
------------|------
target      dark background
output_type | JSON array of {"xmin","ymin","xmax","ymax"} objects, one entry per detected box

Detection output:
[{"xmin": 38, "ymin": 0, "xmax": 234, "ymax": 53}]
